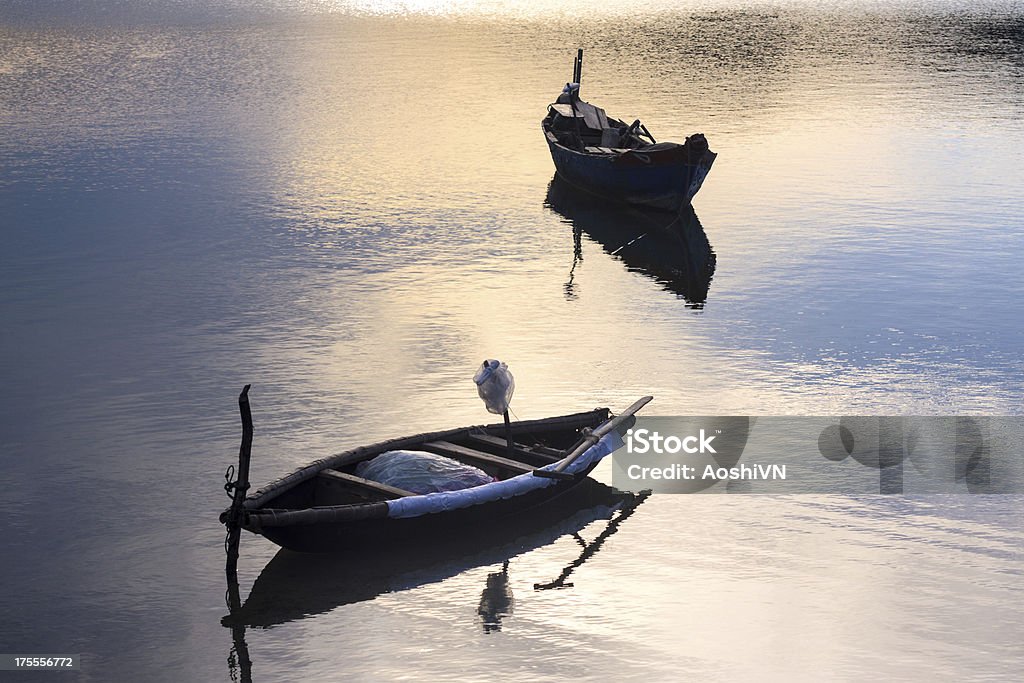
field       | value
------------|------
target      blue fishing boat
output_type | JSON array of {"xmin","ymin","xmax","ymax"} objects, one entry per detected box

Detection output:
[{"xmin": 542, "ymin": 49, "xmax": 716, "ymax": 210}]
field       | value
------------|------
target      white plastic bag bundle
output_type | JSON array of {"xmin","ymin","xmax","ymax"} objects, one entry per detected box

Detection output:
[
  {"xmin": 355, "ymin": 450, "xmax": 493, "ymax": 494},
  {"xmin": 474, "ymin": 359, "xmax": 515, "ymax": 415}
]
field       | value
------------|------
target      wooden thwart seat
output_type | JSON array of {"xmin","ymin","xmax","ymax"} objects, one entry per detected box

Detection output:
[
  {"xmin": 422, "ymin": 441, "xmax": 537, "ymax": 474},
  {"xmin": 464, "ymin": 433, "xmax": 561, "ymax": 463},
  {"xmin": 318, "ymin": 468, "xmax": 414, "ymax": 499}
]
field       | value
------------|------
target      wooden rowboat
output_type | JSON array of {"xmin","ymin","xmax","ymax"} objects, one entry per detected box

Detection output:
[
  {"xmin": 220, "ymin": 389, "xmax": 652, "ymax": 554},
  {"xmin": 542, "ymin": 49, "xmax": 716, "ymax": 211}
]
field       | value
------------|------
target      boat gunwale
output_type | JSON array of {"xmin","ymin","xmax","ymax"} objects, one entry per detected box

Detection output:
[
  {"xmin": 544, "ymin": 136, "xmax": 718, "ymax": 172},
  {"xmin": 540, "ymin": 114, "xmax": 716, "ymax": 165},
  {"xmin": 244, "ymin": 457, "xmax": 606, "ymax": 530}
]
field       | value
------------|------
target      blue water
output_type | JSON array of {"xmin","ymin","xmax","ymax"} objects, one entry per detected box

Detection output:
[{"xmin": 1, "ymin": 1, "xmax": 1022, "ymax": 680}]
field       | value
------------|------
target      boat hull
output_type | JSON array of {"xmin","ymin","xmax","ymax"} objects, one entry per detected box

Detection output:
[
  {"xmin": 545, "ymin": 132, "xmax": 716, "ymax": 211},
  {"xmin": 258, "ymin": 463, "xmax": 601, "ymax": 553},
  {"xmin": 233, "ymin": 409, "xmax": 617, "ymax": 553}
]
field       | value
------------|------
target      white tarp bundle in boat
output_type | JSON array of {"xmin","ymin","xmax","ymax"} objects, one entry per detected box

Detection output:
[
  {"xmin": 385, "ymin": 430, "xmax": 624, "ymax": 519},
  {"xmin": 356, "ymin": 450, "xmax": 495, "ymax": 494}
]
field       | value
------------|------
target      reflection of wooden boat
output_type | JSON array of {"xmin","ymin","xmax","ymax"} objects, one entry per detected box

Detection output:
[
  {"xmin": 220, "ymin": 392, "xmax": 651, "ymax": 553},
  {"xmin": 542, "ymin": 49, "xmax": 716, "ymax": 211},
  {"xmin": 223, "ymin": 479, "xmax": 640, "ymax": 629},
  {"xmin": 546, "ymin": 175, "xmax": 716, "ymax": 306}
]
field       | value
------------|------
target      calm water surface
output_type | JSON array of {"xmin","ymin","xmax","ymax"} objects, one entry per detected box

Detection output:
[{"xmin": 1, "ymin": 1, "xmax": 1023, "ymax": 680}]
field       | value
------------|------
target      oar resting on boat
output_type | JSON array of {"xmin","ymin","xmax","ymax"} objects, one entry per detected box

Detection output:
[{"xmin": 534, "ymin": 395, "xmax": 652, "ymax": 480}]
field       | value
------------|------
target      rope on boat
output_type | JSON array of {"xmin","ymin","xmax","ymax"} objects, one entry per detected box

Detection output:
[
  {"xmin": 223, "ymin": 466, "xmax": 235, "ymax": 499},
  {"xmin": 224, "ymin": 465, "xmax": 250, "ymax": 499},
  {"xmin": 222, "ymin": 465, "xmax": 254, "ymax": 555}
]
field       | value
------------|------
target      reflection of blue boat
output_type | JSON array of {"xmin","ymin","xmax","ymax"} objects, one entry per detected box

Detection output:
[
  {"xmin": 546, "ymin": 175, "xmax": 716, "ymax": 306},
  {"xmin": 542, "ymin": 49, "xmax": 716, "ymax": 211}
]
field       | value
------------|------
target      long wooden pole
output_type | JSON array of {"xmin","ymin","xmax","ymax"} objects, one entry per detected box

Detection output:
[
  {"xmin": 503, "ymin": 409, "xmax": 514, "ymax": 461},
  {"xmin": 566, "ymin": 48, "xmax": 585, "ymax": 150},
  {"xmin": 534, "ymin": 395, "xmax": 652, "ymax": 479},
  {"xmin": 225, "ymin": 384, "xmax": 253, "ymax": 584},
  {"xmin": 224, "ymin": 386, "xmax": 254, "ymax": 683}
]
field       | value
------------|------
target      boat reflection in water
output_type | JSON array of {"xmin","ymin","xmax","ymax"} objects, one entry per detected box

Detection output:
[
  {"xmin": 223, "ymin": 480, "xmax": 649, "ymax": 681},
  {"xmin": 545, "ymin": 175, "xmax": 716, "ymax": 307}
]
